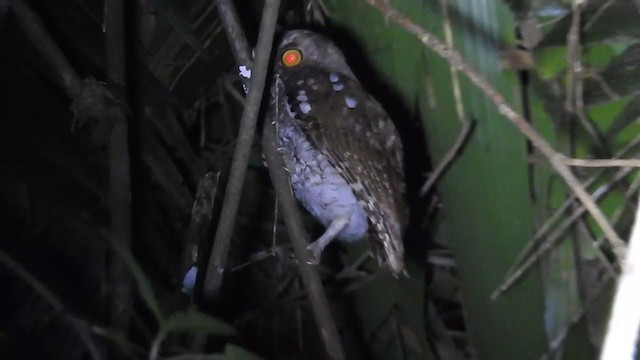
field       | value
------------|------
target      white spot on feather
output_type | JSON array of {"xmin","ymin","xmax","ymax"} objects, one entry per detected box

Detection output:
[
  {"xmin": 297, "ymin": 94, "xmax": 309, "ymax": 102},
  {"xmin": 345, "ymin": 96, "xmax": 357, "ymax": 108},
  {"xmin": 333, "ymin": 83, "xmax": 344, "ymax": 92},
  {"xmin": 299, "ymin": 102, "xmax": 312, "ymax": 114},
  {"xmin": 330, "ymin": 73, "xmax": 340, "ymax": 82}
]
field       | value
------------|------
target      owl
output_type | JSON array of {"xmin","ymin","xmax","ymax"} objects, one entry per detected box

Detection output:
[{"xmin": 270, "ymin": 30, "xmax": 407, "ymax": 276}]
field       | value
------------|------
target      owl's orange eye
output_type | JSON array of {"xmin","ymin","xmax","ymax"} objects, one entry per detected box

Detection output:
[{"xmin": 282, "ymin": 49, "xmax": 302, "ymax": 67}]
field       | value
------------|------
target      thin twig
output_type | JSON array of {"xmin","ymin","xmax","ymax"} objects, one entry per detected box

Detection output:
[
  {"xmin": 507, "ymin": 135, "xmax": 640, "ymax": 278},
  {"xmin": 169, "ymin": 19, "xmax": 223, "ymax": 91},
  {"xmin": 420, "ymin": 120, "xmax": 473, "ymax": 196},
  {"xmin": 365, "ymin": 0, "xmax": 626, "ymax": 262},
  {"xmin": 11, "ymin": 0, "xmax": 83, "ymax": 98},
  {"xmin": 202, "ymin": 0, "xmax": 281, "ymax": 298},
  {"xmin": 491, "ymin": 166, "xmax": 634, "ymax": 299},
  {"xmin": 565, "ymin": 0, "xmax": 609, "ymax": 153},
  {"xmin": 214, "ymin": 0, "xmax": 252, "ymax": 86},
  {"xmin": 0, "ymin": 249, "xmax": 102, "ymax": 359},
  {"xmin": 494, "ymin": 136, "xmax": 640, "ymax": 297},
  {"xmin": 600, "ymin": 191, "xmax": 640, "ymax": 359},
  {"xmin": 420, "ymin": 0, "xmax": 473, "ymax": 197},
  {"xmin": 563, "ymin": 158, "xmax": 640, "ymax": 168},
  {"xmin": 104, "ymin": 0, "xmax": 134, "ymax": 354},
  {"xmin": 263, "ymin": 120, "xmax": 346, "ymax": 360}
]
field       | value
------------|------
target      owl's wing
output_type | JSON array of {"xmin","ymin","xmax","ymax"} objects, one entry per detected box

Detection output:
[{"xmin": 277, "ymin": 67, "xmax": 406, "ymax": 273}]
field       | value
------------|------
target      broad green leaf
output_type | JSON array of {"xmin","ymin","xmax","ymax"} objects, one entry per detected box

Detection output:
[{"xmin": 159, "ymin": 307, "xmax": 235, "ymax": 338}]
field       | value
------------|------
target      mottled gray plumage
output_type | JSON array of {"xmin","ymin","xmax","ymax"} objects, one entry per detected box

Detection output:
[{"xmin": 271, "ymin": 30, "xmax": 406, "ymax": 276}]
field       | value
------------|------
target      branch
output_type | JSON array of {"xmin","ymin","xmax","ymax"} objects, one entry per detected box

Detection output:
[
  {"xmin": 563, "ymin": 157, "xmax": 640, "ymax": 168},
  {"xmin": 365, "ymin": 0, "xmax": 626, "ymax": 262},
  {"xmin": 498, "ymin": 135, "xmax": 640, "ymax": 290},
  {"xmin": 420, "ymin": 0, "xmax": 474, "ymax": 197},
  {"xmin": 11, "ymin": 0, "xmax": 83, "ymax": 98},
  {"xmin": 214, "ymin": 0, "xmax": 252, "ymax": 87},
  {"xmin": 208, "ymin": 1, "xmax": 345, "ymax": 357},
  {"xmin": 104, "ymin": 0, "xmax": 133, "ymax": 355},
  {"xmin": 491, "ymin": 166, "xmax": 634, "ymax": 299},
  {"xmin": 600, "ymin": 190, "xmax": 640, "ymax": 360},
  {"xmin": 262, "ymin": 121, "xmax": 346, "ymax": 360},
  {"xmin": 202, "ymin": 0, "xmax": 281, "ymax": 298}
]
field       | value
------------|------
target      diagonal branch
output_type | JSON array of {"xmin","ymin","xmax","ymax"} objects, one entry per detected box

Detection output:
[
  {"xmin": 207, "ymin": 1, "xmax": 346, "ymax": 357},
  {"xmin": 262, "ymin": 121, "xmax": 346, "ymax": 360},
  {"xmin": 11, "ymin": 0, "xmax": 83, "ymax": 98},
  {"xmin": 365, "ymin": 0, "xmax": 627, "ymax": 262},
  {"xmin": 202, "ymin": 0, "xmax": 281, "ymax": 298},
  {"xmin": 0, "ymin": 249, "xmax": 103, "ymax": 359}
]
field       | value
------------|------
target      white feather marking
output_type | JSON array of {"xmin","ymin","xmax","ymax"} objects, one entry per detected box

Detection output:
[
  {"xmin": 345, "ymin": 96, "xmax": 357, "ymax": 108},
  {"xmin": 299, "ymin": 102, "xmax": 312, "ymax": 114}
]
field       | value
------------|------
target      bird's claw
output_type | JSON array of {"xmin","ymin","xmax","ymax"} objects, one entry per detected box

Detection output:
[{"xmin": 306, "ymin": 242, "xmax": 322, "ymax": 265}]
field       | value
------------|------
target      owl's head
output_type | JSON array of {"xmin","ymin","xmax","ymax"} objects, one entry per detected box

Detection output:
[{"xmin": 275, "ymin": 30, "xmax": 355, "ymax": 79}]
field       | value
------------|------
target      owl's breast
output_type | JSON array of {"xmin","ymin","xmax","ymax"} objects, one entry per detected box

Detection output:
[{"xmin": 276, "ymin": 117, "xmax": 368, "ymax": 242}]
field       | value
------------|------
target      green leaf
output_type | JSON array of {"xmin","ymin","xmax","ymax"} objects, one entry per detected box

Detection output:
[
  {"xmin": 159, "ymin": 307, "xmax": 235, "ymax": 338},
  {"xmin": 220, "ymin": 344, "xmax": 263, "ymax": 360},
  {"xmin": 110, "ymin": 238, "xmax": 163, "ymax": 322},
  {"xmin": 585, "ymin": 43, "xmax": 640, "ymax": 106},
  {"xmin": 535, "ymin": 46, "xmax": 567, "ymax": 79}
]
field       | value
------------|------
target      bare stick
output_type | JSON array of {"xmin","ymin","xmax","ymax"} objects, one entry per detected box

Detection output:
[
  {"xmin": 104, "ymin": 0, "xmax": 134, "ymax": 354},
  {"xmin": 420, "ymin": 118, "xmax": 473, "ymax": 196},
  {"xmin": 600, "ymin": 191, "xmax": 640, "ymax": 360},
  {"xmin": 504, "ymin": 135, "xmax": 640, "ymax": 280},
  {"xmin": 365, "ymin": 0, "xmax": 626, "ymax": 262},
  {"xmin": 491, "ymin": 166, "xmax": 634, "ymax": 299},
  {"xmin": 208, "ymin": 0, "xmax": 346, "ymax": 356},
  {"xmin": 214, "ymin": 0, "xmax": 252, "ymax": 71},
  {"xmin": 563, "ymin": 158, "xmax": 640, "ymax": 168},
  {"xmin": 202, "ymin": 0, "xmax": 281, "ymax": 298},
  {"xmin": 565, "ymin": 0, "xmax": 609, "ymax": 153},
  {"xmin": 263, "ymin": 121, "xmax": 346, "ymax": 360},
  {"xmin": 420, "ymin": 0, "xmax": 473, "ymax": 197},
  {"xmin": 11, "ymin": 0, "xmax": 83, "ymax": 98}
]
